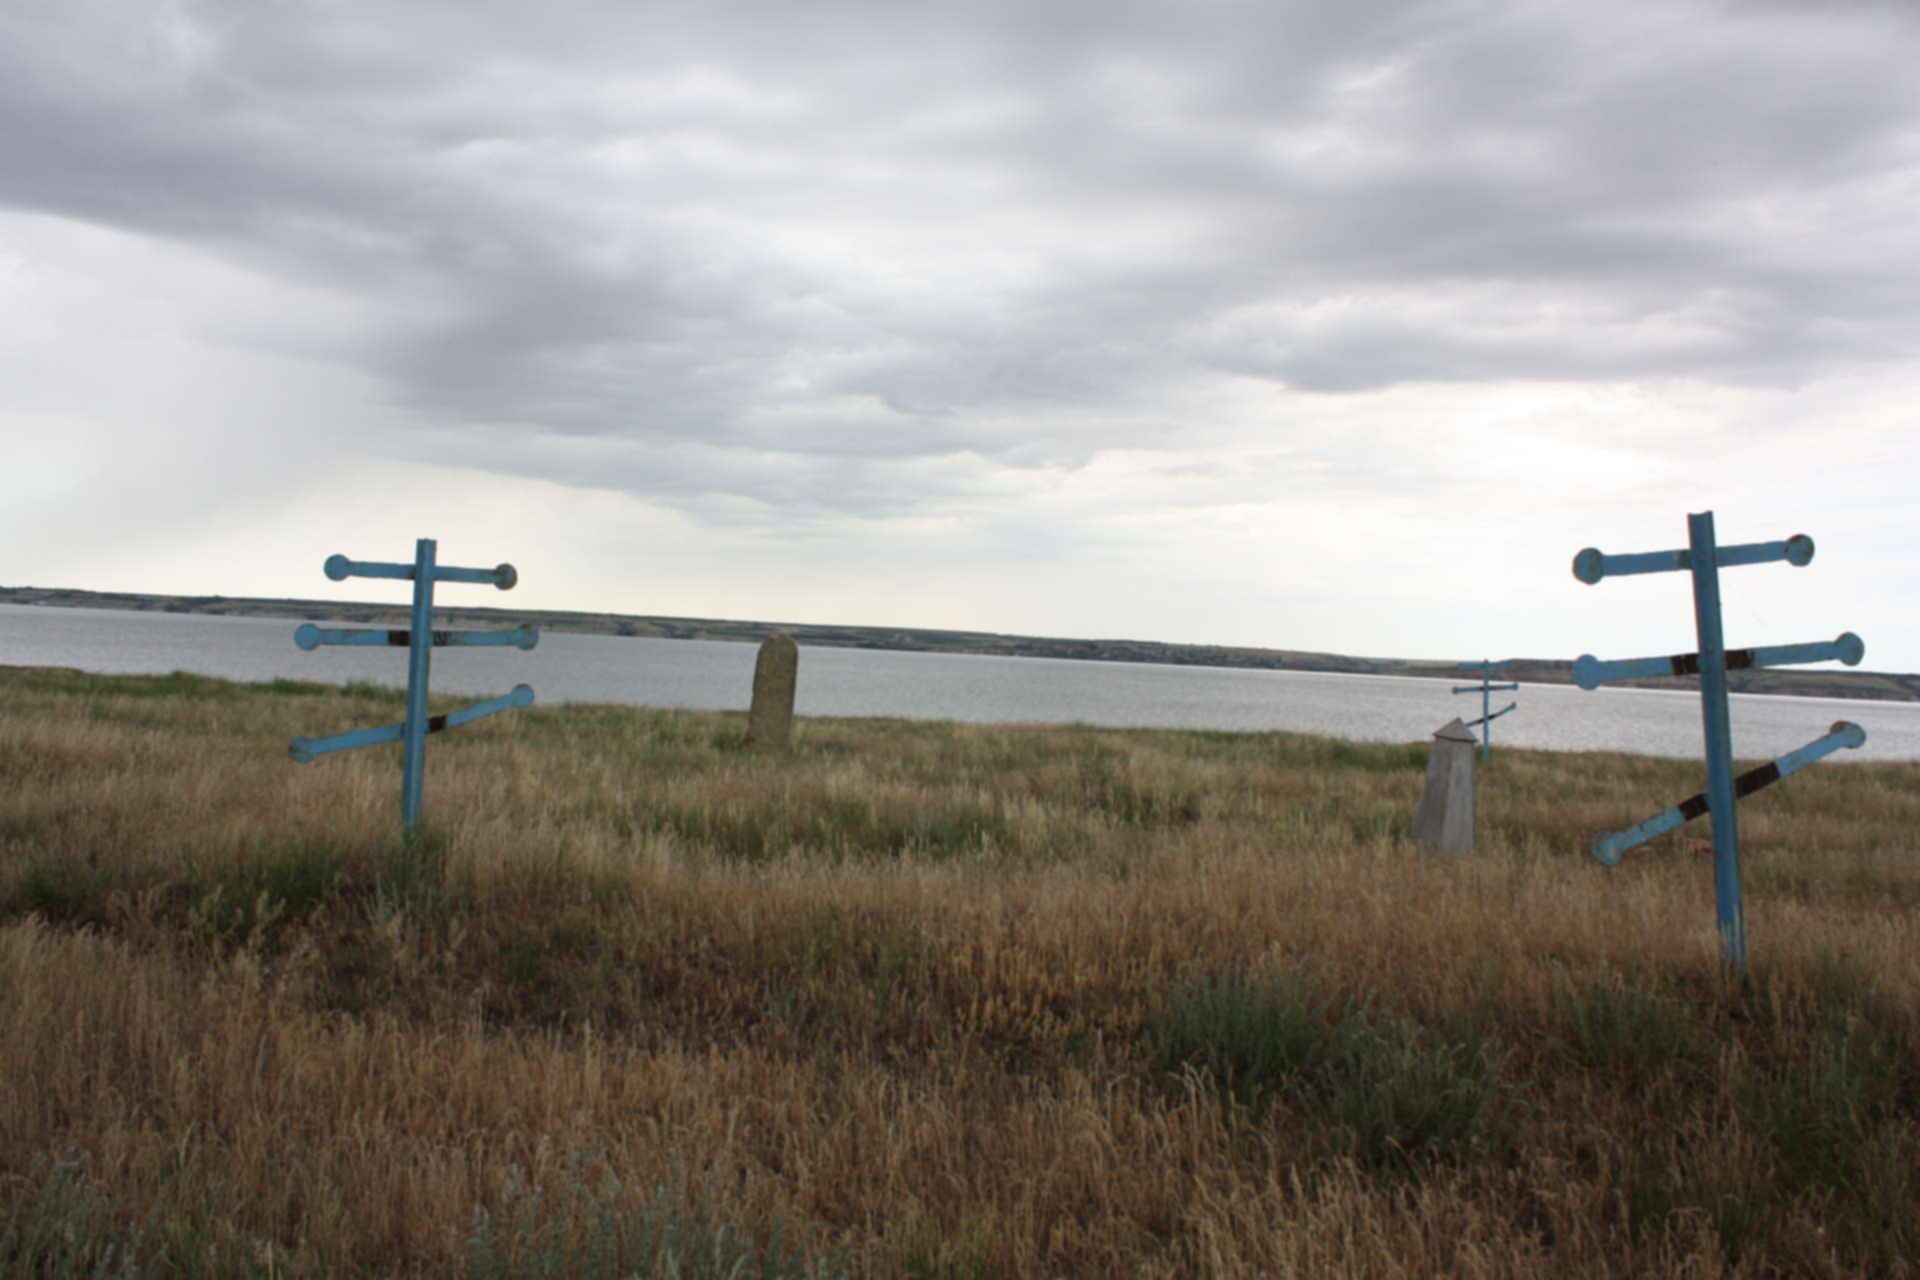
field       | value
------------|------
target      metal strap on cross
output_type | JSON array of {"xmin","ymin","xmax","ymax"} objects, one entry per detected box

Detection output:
[
  {"xmin": 1571, "ymin": 511, "xmax": 1866, "ymax": 973},
  {"xmin": 1452, "ymin": 659, "xmax": 1518, "ymax": 763},
  {"xmin": 289, "ymin": 538, "xmax": 538, "ymax": 833}
]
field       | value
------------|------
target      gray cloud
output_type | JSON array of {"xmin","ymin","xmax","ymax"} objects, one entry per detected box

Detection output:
[{"xmin": 5, "ymin": 0, "xmax": 1918, "ymax": 518}]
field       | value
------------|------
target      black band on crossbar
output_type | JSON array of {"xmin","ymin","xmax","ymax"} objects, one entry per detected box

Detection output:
[
  {"xmin": 1665, "ymin": 648, "xmax": 1758, "ymax": 677},
  {"xmin": 1673, "ymin": 759, "xmax": 1786, "ymax": 826}
]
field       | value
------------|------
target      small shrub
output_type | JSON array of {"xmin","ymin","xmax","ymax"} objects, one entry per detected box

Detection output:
[
  {"xmin": 1550, "ymin": 970, "xmax": 1702, "ymax": 1080},
  {"xmin": 375, "ymin": 829, "xmax": 453, "ymax": 922},
  {"xmin": 11, "ymin": 857, "xmax": 116, "ymax": 926},
  {"xmin": 263, "ymin": 678, "xmax": 333, "ymax": 697},
  {"xmin": 1314, "ymin": 1012, "xmax": 1505, "ymax": 1171},
  {"xmin": 0, "ymin": 1151, "xmax": 149, "ymax": 1278},
  {"xmin": 1328, "ymin": 741, "xmax": 1426, "ymax": 774},
  {"xmin": 340, "ymin": 679, "xmax": 404, "ymax": 703},
  {"xmin": 1148, "ymin": 970, "xmax": 1505, "ymax": 1172},
  {"xmin": 1736, "ymin": 1015, "xmax": 1908, "ymax": 1195},
  {"xmin": 465, "ymin": 1162, "xmax": 838, "ymax": 1279},
  {"xmin": 1148, "ymin": 970, "xmax": 1345, "ymax": 1115},
  {"xmin": 188, "ymin": 838, "xmax": 347, "ymax": 947}
]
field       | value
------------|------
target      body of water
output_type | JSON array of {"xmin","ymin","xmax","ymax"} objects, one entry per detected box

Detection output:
[{"xmin": 5, "ymin": 603, "xmax": 1919, "ymax": 762}]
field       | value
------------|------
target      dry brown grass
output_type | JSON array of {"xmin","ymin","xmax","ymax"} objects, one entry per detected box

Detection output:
[{"xmin": 1, "ymin": 665, "xmax": 1916, "ymax": 1277}]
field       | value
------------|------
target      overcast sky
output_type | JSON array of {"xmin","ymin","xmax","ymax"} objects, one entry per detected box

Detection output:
[{"xmin": 5, "ymin": 0, "xmax": 1916, "ymax": 675}]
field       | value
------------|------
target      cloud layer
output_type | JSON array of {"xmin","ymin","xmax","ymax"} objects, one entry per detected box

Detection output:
[{"xmin": 5, "ymin": 0, "xmax": 1917, "ymax": 665}]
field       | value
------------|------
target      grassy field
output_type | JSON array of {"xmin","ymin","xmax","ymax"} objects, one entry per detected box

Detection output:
[{"xmin": 1, "ymin": 665, "xmax": 1916, "ymax": 1278}]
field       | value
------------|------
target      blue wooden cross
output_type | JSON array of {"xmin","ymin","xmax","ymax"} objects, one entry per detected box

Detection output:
[
  {"xmin": 1571, "ymin": 511, "xmax": 1865, "ymax": 973},
  {"xmin": 1452, "ymin": 659, "xmax": 1518, "ymax": 763},
  {"xmin": 289, "ymin": 538, "xmax": 537, "ymax": 834}
]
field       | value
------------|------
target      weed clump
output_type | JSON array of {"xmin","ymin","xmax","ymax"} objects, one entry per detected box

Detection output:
[
  {"xmin": 466, "ymin": 1162, "xmax": 838, "ymax": 1280},
  {"xmin": 1148, "ymin": 969, "xmax": 1505, "ymax": 1172}
]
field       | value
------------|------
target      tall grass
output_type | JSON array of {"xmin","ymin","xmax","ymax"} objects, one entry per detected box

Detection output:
[{"xmin": 1, "ymin": 665, "xmax": 1916, "ymax": 1276}]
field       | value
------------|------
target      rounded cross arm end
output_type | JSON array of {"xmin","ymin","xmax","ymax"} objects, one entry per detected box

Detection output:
[
  {"xmin": 1785, "ymin": 533, "xmax": 1814, "ymax": 567},
  {"xmin": 494, "ymin": 564, "xmax": 518, "ymax": 591},
  {"xmin": 323, "ymin": 554, "xmax": 351, "ymax": 581},
  {"xmin": 1835, "ymin": 631, "xmax": 1864, "ymax": 666},
  {"xmin": 508, "ymin": 683, "xmax": 535, "ymax": 707},
  {"xmin": 288, "ymin": 739, "xmax": 316, "ymax": 763},
  {"xmin": 295, "ymin": 623, "xmax": 321, "ymax": 651},
  {"xmin": 1829, "ymin": 721, "xmax": 1866, "ymax": 748},
  {"xmin": 1572, "ymin": 654, "xmax": 1602, "ymax": 691},
  {"xmin": 1572, "ymin": 548, "xmax": 1604, "ymax": 584}
]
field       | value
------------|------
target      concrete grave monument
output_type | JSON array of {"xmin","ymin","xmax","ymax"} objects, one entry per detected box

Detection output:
[
  {"xmin": 1412, "ymin": 718, "xmax": 1477, "ymax": 855},
  {"xmin": 745, "ymin": 632, "xmax": 799, "ymax": 748}
]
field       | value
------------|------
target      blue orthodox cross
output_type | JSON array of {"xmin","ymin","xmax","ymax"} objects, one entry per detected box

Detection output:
[
  {"xmin": 1452, "ymin": 660, "xmax": 1518, "ymax": 763},
  {"xmin": 1571, "ymin": 511, "xmax": 1865, "ymax": 973},
  {"xmin": 289, "ymin": 538, "xmax": 537, "ymax": 834}
]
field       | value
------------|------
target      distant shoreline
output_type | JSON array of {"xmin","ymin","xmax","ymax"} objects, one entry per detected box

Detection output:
[{"xmin": 5, "ymin": 585, "xmax": 1915, "ymax": 703}]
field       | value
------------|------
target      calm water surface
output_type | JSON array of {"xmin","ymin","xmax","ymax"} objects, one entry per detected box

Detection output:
[{"xmin": 5, "ymin": 603, "xmax": 1919, "ymax": 762}]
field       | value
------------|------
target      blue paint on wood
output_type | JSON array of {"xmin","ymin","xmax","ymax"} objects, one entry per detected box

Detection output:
[
  {"xmin": 289, "ymin": 685, "xmax": 536, "ymax": 763},
  {"xmin": 292, "ymin": 540, "xmax": 534, "ymax": 836},
  {"xmin": 1569, "ymin": 511, "xmax": 1861, "ymax": 976},
  {"xmin": 401, "ymin": 539, "xmax": 436, "ymax": 832},
  {"xmin": 321, "ymin": 554, "xmax": 517, "ymax": 590},
  {"xmin": 324, "ymin": 554, "xmax": 413, "ymax": 582},
  {"xmin": 1571, "ymin": 533, "xmax": 1814, "ymax": 585},
  {"xmin": 1571, "ymin": 632, "xmax": 1863, "ymax": 690},
  {"xmin": 430, "ymin": 562, "xmax": 518, "ymax": 589},
  {"xmin": 296, "ymin": 623, "xmax": 539, "ymax": 650},
  {"xmin": 1591, "ymin": 722, "xmax": 1865, "ymax": 866},
  {"xmin": 1686, "ymin": 512, "xmax": 1746, "ymax": 972},
  {"xmin": 1453, "ymin": 660, "xmax": 1520, "ymax": 762}
]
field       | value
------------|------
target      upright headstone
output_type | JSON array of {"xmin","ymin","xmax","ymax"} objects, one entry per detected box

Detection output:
[
  {"xmin": 745, "ymin": 632, "xmax": 799, "ymax": 748},
  {"xmin": 1412, "ymin": 718, "xmax": 1477, "ymax": 855}
]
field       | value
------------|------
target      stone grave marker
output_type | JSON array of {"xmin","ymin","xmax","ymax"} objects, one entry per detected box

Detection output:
[
  {"xmin": 1412, "ymin": 718, "xmax": 1477, "ymax": 855},
  {"xmin": 745, "ymin": 631, "xmax": 799, "ymax": 748}
]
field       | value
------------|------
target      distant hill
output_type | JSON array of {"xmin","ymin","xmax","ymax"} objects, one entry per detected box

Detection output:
[{"xmin": 5, "ymin": 585, "xmax": 1915, "ymax": 703}]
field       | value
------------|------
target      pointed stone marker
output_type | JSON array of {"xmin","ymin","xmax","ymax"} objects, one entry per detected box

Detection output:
[
  {"xmin": 1412, "ymin": 718, "xmax": 1477, "ymax": 854},
  {"xmin": 745, "ymin": 632, "xmax": 799, "ymax": 749}
]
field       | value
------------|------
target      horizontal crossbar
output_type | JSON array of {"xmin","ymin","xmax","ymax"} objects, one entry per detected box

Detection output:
[
  {"xmin": 289, "ymin": 684, "xmax": 535, "ymax": 762},
  {"xmin": 1571, "ymin": 534, "xmax": 1812, "ymax": 584},
  {"xmin": 295, "ymin": 623, "xmax": 539, "ymax": 651},
  {"xmin": 1572, "ymin": 632, "xmax": 1863, "ymax": 690},
  {"xmin": 323, "ymin": 554, "xmax": 518, "ymax": 590},
  {"xmin": 1589, "ymin": 721, "xmax": 1865, "ymax": 866},
  {"xmin": 1451, "ymin": 682, "xmax": 1519, "ymax": 695}
]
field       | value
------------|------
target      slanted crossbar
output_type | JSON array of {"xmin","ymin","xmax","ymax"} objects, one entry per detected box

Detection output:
[
  {"xmin": 290, "ymin": 685, "xmax": 536, "ymax": 762},
  {"xmin": 1591, "ymin": 722, "xmax": 1866, "ymax": 866}
]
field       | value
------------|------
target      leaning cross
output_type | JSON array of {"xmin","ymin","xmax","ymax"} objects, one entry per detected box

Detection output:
[
  {"xmin": 1570, "ymin": 511, "xmax": 1865, "ymax": 973},
  {"xmin": 1451, "ymin": 659, "xmax": 1518, "ymax": 763}
]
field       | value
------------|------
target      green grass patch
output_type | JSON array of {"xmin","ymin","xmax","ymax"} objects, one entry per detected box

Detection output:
[
  {"xmin": 187, "ymin": 837, "xmax": 349, "ymax": 947},
  {"xmin": 1548, "ymin": 969, "xmax": 1704, "ymax": 1081},
  {"xmin": 1148, "ymin": 969, "xmax": 1505, "ymax": 1172},
  {"xmin": 466, "ymin": 1161, "xmax": 839, "ymax": 1280},
  {"xmin": 1327, "ymin": 740, "xmax": 1427, "ymax": 774}
]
